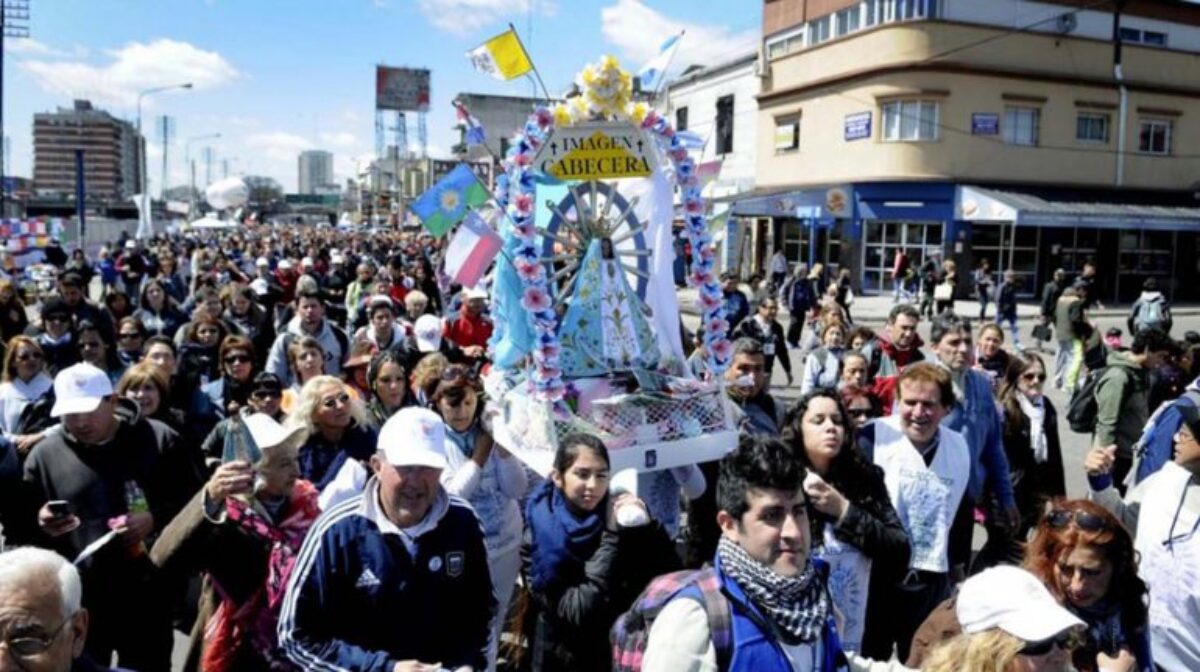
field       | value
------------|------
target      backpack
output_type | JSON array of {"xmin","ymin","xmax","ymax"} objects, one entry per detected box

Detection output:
[
  {"xmin": 1067, "ymin": 366, "xmax": 1129, "ymax": 434},
  {"xmin": 611, "ymin": 568, "xmax": 732, "ymax": 672},
  {"xmin": 1134, "ymin": 297, "xmax": 1167, "ymax": 332}
]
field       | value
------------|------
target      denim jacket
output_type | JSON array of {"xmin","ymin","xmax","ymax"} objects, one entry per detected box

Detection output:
[{"xmin": 442, "ymin": 423, "xmax": 528, "ymax": 557}]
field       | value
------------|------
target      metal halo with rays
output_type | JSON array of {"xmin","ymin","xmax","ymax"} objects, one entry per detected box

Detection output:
[{"xmin": 540, "ymin": 180, "xmax": 651, "ymax": 304}]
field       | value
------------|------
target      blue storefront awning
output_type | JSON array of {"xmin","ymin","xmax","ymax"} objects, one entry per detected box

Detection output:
[
  {"xmin": 959, "ymin": 186, "xmax": 1200, "ymax": 232},
  {"xmin": 727, "ymin": 185, "xmax": 851, "ymax": 220}
]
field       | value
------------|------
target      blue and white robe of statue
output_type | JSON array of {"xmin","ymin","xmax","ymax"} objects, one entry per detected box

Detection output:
[{"xmin": 559, "ymin": 239, "xmax": 660, "ymax": 378}]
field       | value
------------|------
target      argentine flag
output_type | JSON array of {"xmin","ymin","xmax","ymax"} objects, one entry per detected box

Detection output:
[{"xmin": 637, "ymin": 32, "xmax": 683, "ymax": 93}]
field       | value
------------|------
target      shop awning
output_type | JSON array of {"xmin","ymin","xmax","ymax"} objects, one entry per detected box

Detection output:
[
  {"xmin": 725, "ymin": 185, "xmax": 852, "ymax": 219},
  {"xmin": 959, "ymin": 186, "xmax": 1200, "ymax": 232}
]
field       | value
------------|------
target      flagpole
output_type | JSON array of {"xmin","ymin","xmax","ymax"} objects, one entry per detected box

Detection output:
[
  {"xmin": 509, "ymin": 23, "xmax": 554, "ymax": 103},
  {"xmin": 651, "ymin": 30, "xmax": 685, "ymax": 105}
]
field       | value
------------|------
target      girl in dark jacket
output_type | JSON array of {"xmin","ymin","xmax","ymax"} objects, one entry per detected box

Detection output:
[
  {"xmin": 782, "ymin": 388, "xmax": 910, "ymax": 654},
  {"xmin": 133, "ymin": 279, "xmax": 188, "ymax": 339},
  {"xmin": 0, "ymin": 279, "xmax": 28, "ymax": 342},
  {"xmin": 521, "ymin": 434, "xmax": 678, "ymax": 672},
  {"xmin": 974, "ymin": 350, "xmax": 1066, "ymax": 570}
]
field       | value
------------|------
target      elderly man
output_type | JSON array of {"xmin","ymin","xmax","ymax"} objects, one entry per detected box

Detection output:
[
  {"xmin": 278, "ymin": 407, "xmax": 494, "ymax": 671},
  {"xmin": 0, "ymin": 547, "xmax": 114, "ymax": 672}
]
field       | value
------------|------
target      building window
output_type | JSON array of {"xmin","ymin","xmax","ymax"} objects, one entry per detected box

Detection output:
[
  {"xmin": 1121, "ymin": 27, "xmax": 1168, "ymax": 47},
  {"xmin": 676, "ymin": 107, "xmax": 688, "ymax": 132},
  {"xmin": 882, "ymin": 100, "xmax": 939, "ymax": 142},
  {"xmin": 808, "ymin": 15, "xmax": 831, "ymax": 45},
  {"xmin": 774, "ymin": 114, "xmax": 800, "ymax": 152},
  {"xmin": 1076, "ymin": 113, "xmax": 1109, "ymax": 143},
  {"xmin": 765, "ymin": 27, "xmax": 805, "ymax": 60},
  {"xmin": 1003, "ymin": 106, "xmax": 1040, "ymax": 146},
  {"xmin": 1138, "ymin": 119, "xmax": 1173, "ymax": 155},
  {"xmin": 835, "ymin": 6, "xmax": 861, "ymax": 36},
  {"xmin": 715, "ymin": 95, "xmax": 735, "ymax": 154}
]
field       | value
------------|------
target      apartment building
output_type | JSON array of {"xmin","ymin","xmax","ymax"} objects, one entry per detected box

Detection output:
[
  {"xmin": 33, "ymin": 100, "xmax": 143, "ymax": 202},
  {"xmin": 736, "ymin": 0, "xmax": 1200, "ymax": 301}
]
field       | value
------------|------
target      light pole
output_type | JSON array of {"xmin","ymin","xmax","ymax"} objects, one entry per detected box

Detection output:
[
  {"xmin": 184, "ymin": 132, "xmax": 220, "ymax": 218},
  {"xmin": 136, "ymin": 82, "xmax": 192, "ymax": 237}
]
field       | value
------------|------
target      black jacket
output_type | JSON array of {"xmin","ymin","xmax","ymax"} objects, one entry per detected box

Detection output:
[
  {"xmin": 734, "ymin": 317, "xmax": 792, "ymax": 376},
  {"xmin": 998, "ymin": 397, "xmax": 1066, "ymax": 514},
  {"xmin": 522, "ymin": 521, "xmax": 678, "ymax": 672},
  {"xmin": 1040, "ymin": 279, "xmax": 1064, "ymax": 318}
]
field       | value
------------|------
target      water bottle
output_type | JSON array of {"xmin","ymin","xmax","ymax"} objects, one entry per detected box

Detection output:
[{"xmin": 124, "ymin": 481, "xmax": 149, "ymax": 557}]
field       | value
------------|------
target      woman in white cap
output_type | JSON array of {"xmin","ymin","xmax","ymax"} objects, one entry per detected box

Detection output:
[
  {"xmin": 151, "ymin": 412, "xmax": 319, "ymax": 672},
  {"xmin": 923, "ymin": 566, "xmax": 1085, "ymax": 672}
]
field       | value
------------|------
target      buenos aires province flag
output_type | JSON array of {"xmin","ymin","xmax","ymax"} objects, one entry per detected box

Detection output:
[
  {"xmin": 467, "ymin": 29, "xmax": 532, "ymax": 81},
  {"xmin": 411, "ymin": 164, "xmax": 490, "ymax": 238}
]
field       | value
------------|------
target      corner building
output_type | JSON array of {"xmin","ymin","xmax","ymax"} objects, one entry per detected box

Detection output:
[{"xmin": 736, "ymin": 0, "xmax": 1200, "ymax": 302}]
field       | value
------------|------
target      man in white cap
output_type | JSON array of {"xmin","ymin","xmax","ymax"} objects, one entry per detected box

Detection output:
[
  {"xmin": 279, "ymin": 407, "xmax": 494, "ymax": 672},
  {"xmin": 22, "ymin": 363, "xmax": 199, "ymax": 671}
]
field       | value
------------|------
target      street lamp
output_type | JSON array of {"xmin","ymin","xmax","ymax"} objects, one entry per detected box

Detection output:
[
  {"xmin": 136, "ymin": 82, "xmax": 192, "ymax": 238},
  {"xmin": 184, "ymin": 132, "xmax": 220, "ymax": 219}
]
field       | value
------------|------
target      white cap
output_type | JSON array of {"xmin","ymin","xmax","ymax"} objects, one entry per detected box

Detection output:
[
  {"xmin": 957, "ymin": 566, "xmax": 1085, "ymax": 643},
  {"xmin": 331, "ymin": 253, "xmax": 345, "ymax": 264},
  {"xmin": 414, "ymin": 314, "xmax": 443, "ymax": 353},
  {"xmin": 464, "ymin": 287, "xmax": 488, "ymax": 300},
  {"xmin": 255, "ymin": 256, "xmax": 269, "ymax": 267},
  {"xmin": 124, "ymin": 240, "xmax": 137, "ymax": 249},
  {"xmin": 378, "ymin": 408, "xmax": 447, "ymax": 469},
  {"xmin": 249, "ymin": 278, "xmax": 269, "ymax": 296},
  {"xmin": 51, "ymin": 363, "xmax": 114, "ymax": 417},
  {"xmin": 242, "ymin": 412, "xmax": 303, "ymax": 457},
  {"xmin": 301, "ymin": 256, "xmax": 314, "ymax": 267},
  {"xmin": 278, "ymin": 259, "xmax": 294, "ymax": 270}
]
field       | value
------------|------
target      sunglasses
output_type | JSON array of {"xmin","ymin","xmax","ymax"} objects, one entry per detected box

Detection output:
[
  {"xmin": 1021, "ymin": 630, "xmax": 1082, "ymax": 656},
  {"xmin": 847, "ymin": 408, "xmax": 874, "ymax": 418},
  {"xmin": 251, "ymin": 389, "xmax": 282, "ymax": 400},
  {"xmin": 1021, "ymin": 372, "xmax": 1048, "ymax": 382},
  {"xmin": 224, "ymin": 354, "xmax": 252, "ymax": 365},
  {"xmin": 321, "ymin": 392, "xmax": 351, "ymax": 409},
  {"xmin": 119, "ymin": 332, "xmax": 142, "ymax": 340},
  {"xmin": 15, "ymin": 352, "xmax": 42, "ymax": 362},
  {"xmin": 441, "ymin": 366, "xmax": 478, "ymax": 383},
  {"xmin": 1044, "ymin": 509, "xmax": 1108, "ymax": 533}
]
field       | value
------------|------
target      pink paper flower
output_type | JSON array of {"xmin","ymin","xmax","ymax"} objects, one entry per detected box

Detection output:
[
  {"xmin": 705, "ymin": 317, "xmax": 730, "ymax": 334},
  {"xmin": 698, "ymin": 292, "xmax": 722, "ymax": 312},
  {"xmin": 514, "ymin": 193, "xmax": 534, "ymax": 215},
  {"xmin": 521, "ymin": 286, "xmax": 552, "ymax": 312},
  {"xmin": 689, "ymin": 269, "xmax": 713, "ymax": 287},
  {"xmin": 513, "ymin": 151, "xmax": 532, "ymax": 167},
  {"xmin": 538, "ymin": 342, "xmax": 561, "ymax": 360},
  {"xmin": 517, "ymin": 261, "xmax": 545, "ymax": 282},
  {"xmin": 685, "ymin": 199, "xmax": 704, "ymax": 215},
  {"xmin": 710, "ymin": 339, "xmax": 733, "ymax": 361}
]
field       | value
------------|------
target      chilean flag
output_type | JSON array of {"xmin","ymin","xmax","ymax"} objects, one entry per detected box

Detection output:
[
  {"xmin": 444, "ymin": 209, "xmax": 504, "ymax": 289},
  {"xmin": 453, "ymin": 99, "xmax": 487, "ymax": 147}
]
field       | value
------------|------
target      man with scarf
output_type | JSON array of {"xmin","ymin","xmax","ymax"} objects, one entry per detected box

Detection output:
[{"xmin": 641, "ymin": 434, "xmax": 850, "ymax": 671}]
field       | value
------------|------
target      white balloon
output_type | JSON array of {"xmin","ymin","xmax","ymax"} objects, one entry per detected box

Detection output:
[{"xmin": 205, "ymin": 177, "xmax": 249, "ymax": 210}]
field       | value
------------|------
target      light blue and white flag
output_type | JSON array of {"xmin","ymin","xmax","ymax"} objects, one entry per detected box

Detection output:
[{"xmin": 637, "ymin": 31, "xmax": 683, "ymax": 92}]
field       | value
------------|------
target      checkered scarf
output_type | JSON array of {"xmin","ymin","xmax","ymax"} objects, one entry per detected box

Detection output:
[{"xmin": 717, "ymin": 536, "xmax": 829, "ymax": 644}]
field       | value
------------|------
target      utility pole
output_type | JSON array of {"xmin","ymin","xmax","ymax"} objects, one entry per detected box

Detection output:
[
  {"xmin": 158, "ymin": 115, "xmax": 173, "ymax": 200},
  {"xmin": 1, "ymin": 1, "xmax": 31, "ymax": 218}
]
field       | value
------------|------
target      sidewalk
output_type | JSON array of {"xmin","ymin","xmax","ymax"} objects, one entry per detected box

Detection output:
[{"xmin": 675, "ymin": 287, "xmax": 1200, "ymax": 325}]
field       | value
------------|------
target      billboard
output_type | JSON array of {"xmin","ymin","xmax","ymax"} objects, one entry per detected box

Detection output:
[{"xmin": 376, "ymin": 66, "xmax": 431, "ymax": 112}]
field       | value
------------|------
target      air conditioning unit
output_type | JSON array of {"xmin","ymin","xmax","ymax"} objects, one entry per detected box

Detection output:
[
  {"xmin": 1056, "ymin": 12, "xmax": 1078, "ymax": 35},
  {"xmin": 754, "ymin": 57, "xmax": 769, "ymax": 79}
]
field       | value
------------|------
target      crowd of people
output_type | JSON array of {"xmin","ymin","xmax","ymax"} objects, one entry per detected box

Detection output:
[{"xmin": 0, "ymin": 227, "xmax": 1197, "ymax": 672}]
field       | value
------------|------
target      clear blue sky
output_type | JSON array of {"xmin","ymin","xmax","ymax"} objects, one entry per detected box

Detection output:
[{"xmin": 3, "ymin": 0, "xmax": 761, "ymax": 193}]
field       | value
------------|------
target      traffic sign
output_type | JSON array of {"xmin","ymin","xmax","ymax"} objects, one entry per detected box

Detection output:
[{"xmin": 534, "ymin": 122, "xmax": 658, "ymax": 181}]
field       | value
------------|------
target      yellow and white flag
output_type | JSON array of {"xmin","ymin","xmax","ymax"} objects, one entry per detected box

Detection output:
[{"xmin": 467, "ymin": 29, "xmax": 532, "ymax": 81}]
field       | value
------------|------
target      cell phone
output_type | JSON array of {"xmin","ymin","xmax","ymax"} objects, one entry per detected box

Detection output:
[{"xmin": 46, "ymin": 500, "xmax": 72, "ymax": 519}]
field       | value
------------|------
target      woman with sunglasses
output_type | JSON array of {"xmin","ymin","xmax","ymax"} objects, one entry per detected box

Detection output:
[
  {"xmin": 973, "ymin": 351, "xmax": 1067, "ymax": 571},
  {"xmin": 1022, "ymin": 500, "xmax": 1152, "ymax": 672},
  {"xmin": 0, "ymin": 336, "xmax": 52, "ymax": 455},
  {"xmin": 114, "ymin": 316, "xmax": 147, "ymax": 368},
  {"xmin": 34, "ymin": 298, "xmax": 79, "ymax": 375},
  {"xmin": 432, "ymin": 364, "xmax": 528, "ymax": 671},
  {"xmin": 133, "ymin": 278, "xmax": 188, "ymax": 340},
  {"xmin": 922, "ymin": 566, "xmax": 1086, "ymax": 672},
  {"xmin": 200, "ymin": 336, "xmax": 258, "ymax": 421},
  {"xmin": 285, "ymin": 375, "xmax": 376, "ymax": 493},
  {"xmin": 1087, "ymin": 404, "xmax": 1200, "ymax": 671},
  {"xmin": 781, "ymin": 389, "xmax": 909, "ymax": 654},
  {"xmin": 839, "ymin": 384, "xmax": 882, "ymax": 432},
  {"xmin": 365, "ymin": 350, "xmax": 410, "ymax": 425}
]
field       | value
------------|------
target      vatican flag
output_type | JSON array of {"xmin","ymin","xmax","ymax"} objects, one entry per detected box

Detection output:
[{"xmin": 467, "ymin": 29, "xmax": 532, "ymax": 81}]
